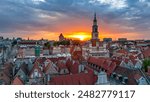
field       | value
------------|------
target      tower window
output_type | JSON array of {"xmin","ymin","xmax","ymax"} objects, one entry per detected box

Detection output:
[{"xmin": 95, "ymin": 28, "xmax": 97, "ymax": 32}]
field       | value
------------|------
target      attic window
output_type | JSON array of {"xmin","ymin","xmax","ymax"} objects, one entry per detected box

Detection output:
[{"xmin": 34, "ymin": 69, "xmax": 39, "ymax": 78}]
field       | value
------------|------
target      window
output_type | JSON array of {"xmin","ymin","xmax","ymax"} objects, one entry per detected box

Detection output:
[
  {"xmin": 124, "ymin": 77, "xmax": 128, "ymax": 83},
  {"xmin": 113, "ymin": 74, "xmax": 116, "ymax": 78},
  {"xmin": 34, "ymin": 69, "xmax": 39, "ymax": 78},
  {"xmin": 0, "ymin": 74, "xmax": 3, "ymax": 77},
  {"xmin": 119, "ymin": 76, "xmax": 122, "ymax": 80},
  {"xmin": 64, "ymin": 69, "xmax": 66, "ymax": 74}
]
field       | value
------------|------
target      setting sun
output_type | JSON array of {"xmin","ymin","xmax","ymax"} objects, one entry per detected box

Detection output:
[
  {"xmin": 65, "ymin": 32, "xmax": 91, "ymax": 41},
  {"xmin": 70, "ymin": 35, "xmax": 85, "ymax": 41}
]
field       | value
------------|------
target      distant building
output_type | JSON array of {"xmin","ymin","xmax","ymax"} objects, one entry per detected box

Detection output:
[
  {"xmin": 52, "ymin": 47, "xmax": 61, "ymax": 54},
  {"xmin": 118, "ymin": 38, "xmax": 127, "ymax": 42},
  {"xmin": 43, "ymin": 48, "xmax": 52, "ymax": 55},
  {"xmin": 35, "ymin": 45, "xmax": 41, "ymax": 57},
  {"xmin": 0, "ymin": 41, "xmax": 12, "ymax": 64},
  {"xmin": 142, "ymin": 47, "xmax": 150, "ymax": 58},
  {"xmin": 17, "ymin": 47, "xmax": 36, "ymax": 58},
  {"xmin": 103, "ymin": 38, "xmax": 112, "ymax": 42},
  {"xmin": 70, "ymin": 45, "xmax": 82, "ymax": 61},
  {"xmin": 59, "ymin": 33, "xmax": 65, "ymax": 41},
  {"xmin": 0, "ymin": 36, "xmax": 3, "ymax": 40},
  {"xmin": 112, "ymin": 66, "xmax": 148, "ymax": 85},
  {"xmin": 83, "ymin": 13, "xmax": 109, "ymax": 59},
  {"xmin": 18, "ymin": 40, "xmax": 37, "ymax": 47}
]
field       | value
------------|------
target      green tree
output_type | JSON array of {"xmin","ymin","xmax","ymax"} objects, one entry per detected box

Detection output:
[
  {"xmin": 44, "ymin": 42, "xmax": 51, "ymax": 48},
  {"xmin": 53, "ymin": 40, "xmax": 70, "ymax": 46},
  {"xmin": 143, "ymin": 59, "xmax": 150, "ymax": 72},
  {"xmin": 53, "ymin": 42, "xmax": 58, "ymax": 46}
]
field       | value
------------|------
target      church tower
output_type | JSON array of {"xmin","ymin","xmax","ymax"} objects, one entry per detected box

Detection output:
[
  {"xmin": 92, "ymin": 13, "xmax": 99, "ymax": 40},
  {"xmin": 91, "ymin": 13, "xmax": 99, "ymax": 47}
]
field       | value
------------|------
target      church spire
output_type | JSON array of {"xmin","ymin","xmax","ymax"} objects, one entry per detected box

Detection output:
[
  {"xmin": 93, "ymin": 12, "xmax": 98, "ymax": 26},
  {"xmin": 94, "ymin": 12, "xmax": 97, "ymax": 22},
  {"xmin": 92, "ymin": 13, "xmax": 99, "ymax": 40}
]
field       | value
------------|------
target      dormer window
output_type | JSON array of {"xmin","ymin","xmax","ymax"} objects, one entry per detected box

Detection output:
[{"xmin": 34, "ymin": 69, "xmax": 39, "ymax": 78}]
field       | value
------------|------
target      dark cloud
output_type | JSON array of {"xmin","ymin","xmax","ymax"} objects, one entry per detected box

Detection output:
[{"xmin": 0, "ymin": 0, "xmax": 150, "ymax": 39}]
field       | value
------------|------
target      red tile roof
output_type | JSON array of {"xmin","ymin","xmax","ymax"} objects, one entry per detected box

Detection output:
[
  {"xmin": 29, "ymin": 62, "xmax": 43, "ymax": 78},
  {"xmin": 70, "ymin": 45, "xmax": 82, "ymax": 60},
  {"xmin": 111, "ymin": 59, "xmax": 121, "ymax": 66},
  {"xmin": 129, "ymin": 55, "xmax": 138, "ymax": 60},
  {"xmin": 35, "ymin": 57, "xmax": 46, "ymax": 64},
  {"xmin": 134, "ymin": 73, "xmax": 142, "ymax": 80},
  {"xmin": 48, "ymin": 57, "xmax": 66, "ymax": 63},
  {"xmin": 88, "ymin": 57, "xmax": 116, "ymax": 75},
  {"xmin": 116, "ymin": 49, "xmax": 128, "ymax": 54},
  {"xmin": 49, "ymin": 69, "xmax": 97, "ymax": 85},
  {"xmin": 70, "ymin": 61, "xmax": 79, "ymax": 74},
  {"xmin": 131, "ymin": 60, "xmax": 138, "ymax": 65},
  {"xmin": 57, "ymin": 61, "xmax": 68, "ymax": 72},
  {"xmin": 123, "ymin": 58, "xmax": 130, "ymax": 63},
  {"xmin": 12, "ymin": 77, "xmax": 24, "ymax": 85},
  {"xmin": 142, "ymin": 47, "xmax": 150, "ymax": 58}
]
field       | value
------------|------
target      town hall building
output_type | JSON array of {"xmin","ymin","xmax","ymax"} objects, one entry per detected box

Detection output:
[{"xmin": 82, "ymin": 13, "xmax": 109, "ymax": 59}]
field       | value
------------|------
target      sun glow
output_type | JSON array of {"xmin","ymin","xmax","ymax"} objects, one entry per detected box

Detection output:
[{"xmin": 65, "ymin": 32, "xmax": 91, "ymax": 41}]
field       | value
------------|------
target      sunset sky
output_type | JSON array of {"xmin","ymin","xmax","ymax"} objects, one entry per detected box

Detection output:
[{"xmin": 0, "ymin": 0, "xmax": 150, "ymax": 41}]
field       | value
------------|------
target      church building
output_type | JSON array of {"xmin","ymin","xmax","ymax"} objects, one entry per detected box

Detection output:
[{"xmin": 82, "ymin": 13, "xmax": 110, "ymax": 59}]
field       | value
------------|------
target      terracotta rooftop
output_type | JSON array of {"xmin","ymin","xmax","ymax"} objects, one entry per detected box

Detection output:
[
  {"xmin": 71, "ymin": 61, "xmax": 79, "ymax": 74},
  {"xmin": 142, "ymin": 47, "xmax": 150, "ymax": 58},
  {"xmin": 12, "ymin": 77, "xmax": 24, "ymax": 85},
  {"xmin": 49, "ymin": 69, "xmax": 97, "ymax": 85},
  {"xmin": 29, "ymin": 62, "xmax": 43, "ymax": 77},
  {"xmin": 57, "ymin": 61, "xmax": 68, "ymax": 72},
  {"xmin": 88, "ymin": 57, "xmax": 116, "ymax": 75},
  {"xmin": 116, "ymin": 49, "xmax": 128, "ymax": 54}
]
